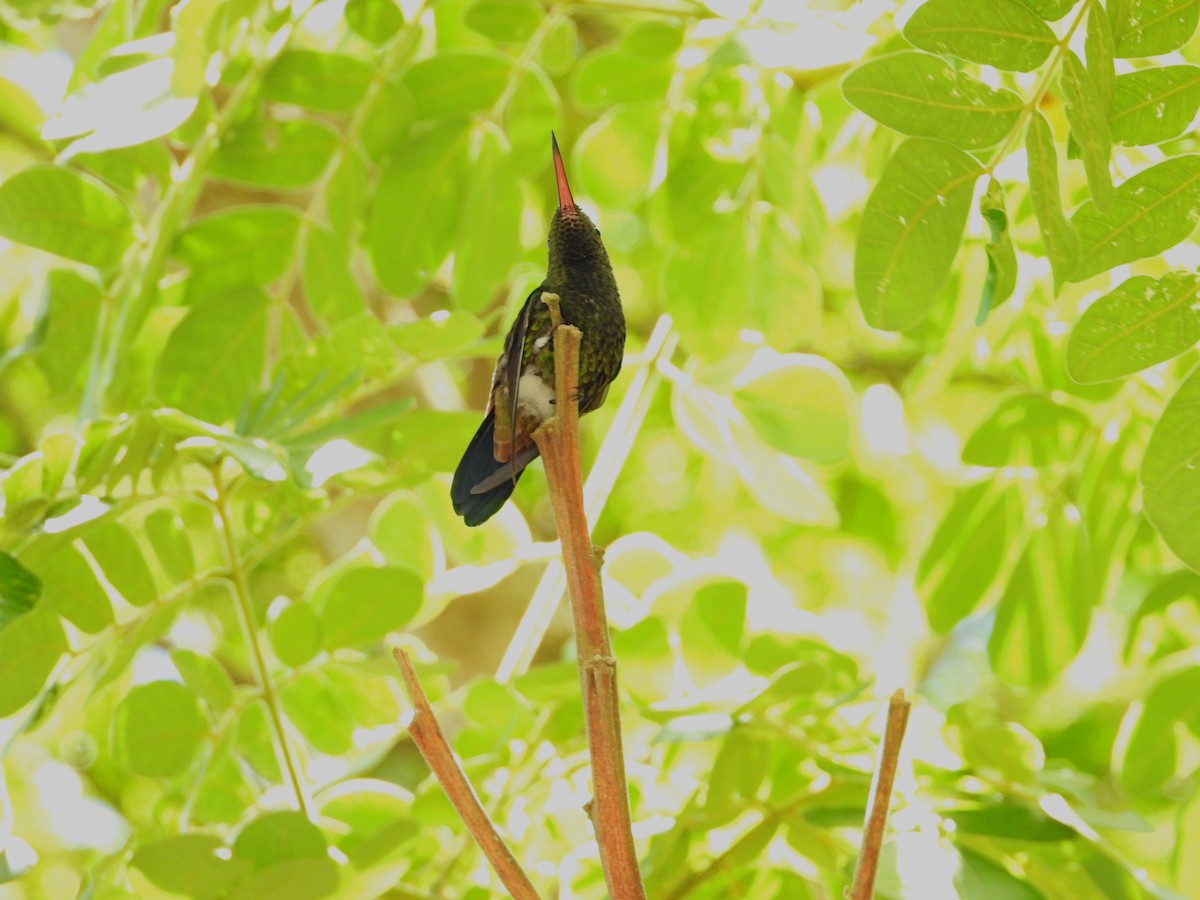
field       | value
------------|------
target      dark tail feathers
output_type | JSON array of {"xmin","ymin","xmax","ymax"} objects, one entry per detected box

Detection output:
[{"xmin": 451, "ymin": 410, "xmax": 539, "ymax": 526}]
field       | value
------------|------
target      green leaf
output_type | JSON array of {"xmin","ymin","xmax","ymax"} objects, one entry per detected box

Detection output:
[
  {"xmin": 854, "ymin": 138, "xmax": 980, "ymax": 331},
  {"xmin": 368, "ymin": 123, "xmax": 469, "ymax": 296},
  {"xmin": 389, "ymin": 311, "xmax": 487, "ymax": 361},
  {"xmin": 842, "ymin": 52, "xmax": 1023, "ymax": 150},
  {"xmin": 32, "ymin": 269, "xmax": 103, "ymax": 394},
  {"xmin": 304, "ymin": 226, "xmax": 365, "ymax": 325},
  {"xmin": 464, "ymin": 0, "xmax": 540, "ymax": 42},
  {"xmin": 1120, "ymin": 667, "xmax": 1200, "ymax": 796},
  {"xmin": 144, "ymin": 508, "xmax": 195, "ymax": 582},
  {"xmin": 903, "ymin": 0, "xmax": 1056, "ymax": 72},
  {"xmin": 111, "ymin": 680, "xmax": 208, "ymax": 777},
  {"xmin": 962, "ymin": 394, "xmax": 1090, "ymax": 467},
  {"xmin": 319, "ymin": 781, "xmax": 418, "ymax": 866},
  {"xmin": 0, "ymin": 606, "xmax": 65, "ymax": 717},
  {"xmin": 1014, "ymin": 0, "xmax": 1076, "ymax": 20},
  {"xmin": 156, "ymin": 409, "xmax": 289, "ymax": 482},
  {"xmin": 369, "ymin": 493, "xmax": 436, "ymax": 579},
  {"xmin": 210, "ymin": 118, "xmax": 340, "ymax": 189},
  {"xmin": 131, "ymin": 835, "xmax": 252, "ymax": 900},
  {"xmin": 918, "ymin": 481, "xmax": 1021, "ymax": 633},
  {"xmin": 315, "ymin": 566, "xmax": 423, "ymax": 650},
  {"xmin": 1112, "ymin": 0, "xmax": 1200, "ymax": 57},
  {"xmin": 948, "ymin": 805, "xmax": 1074, "ymax": 841},
  {"xmin": 1110, "ymin": 65, "xmax": 1200, "ymax": 145},
  {"xmin": 664, "ymin": 216, "xmax": 751, "ymax": 357},
  {"xmin": 280, "ymin": 670, "xmax": 355, "ymax": 755},
  {"xmin": 0, "ymin": 551, "xmax": 40, "ymax": 630},
  {"xmin": 576, "ymin": 104, "xmax": 658, "ymax": 209},
  {"xmin": 990, "ymin": 507, "xmax": 1097, "ymax": 686},
  {"xmin": 1067, "ymin": 271, "xmax": 1200, "ymax": 383},
  {"xmin": 264, "ymin": 50, "xmax": 373, "ymax": 112},
  {"xmin": 402, "ymin": 50, "xmax": 509, "ymax": 120},
  {"xmin": 571, "ymin": 46, "xmax": 674, "ymax": 110},
  {"xmin": 0, "ymin": 165, "xmax": 135, "ymax": 267},
  {"xmin": 228, "ymin": 859, "xmax": 338, "ymax": 900},
  {"xmin": 1142, "ymin": 363, "xmax": 1200, "ymax": 573},
  {"xmin": 463, "ymin": 679, "xmax": 535, "ymax": 739},
  {"xmin": 614, "ymin": 616, "xmax": 673, "ymax": 703},
  {"xmin": 234, "ymin": 811, "xmax": 327, "ymax": 869},
  {"xmin": 37, "ymin": 543, "xmax": 113, "ymax": 634},
  {"xmin": 453, "ymin": 129, "xmax": 522, "ymax": 313},
  {"xmin": 1088, "ymin": 3, "xmax": 1116, "ymax": 113},
  {"xmin": 1025, "ymin": 111, "xmax": 1078, "ymax": 290},
  {"xmin": 952, "ymin": 848, "xmax": 1041, "ymax": 899},
  {"xmin": 154, "ymin": 287, "xmax": 270, "ymax": 424},
  {"xmin": 171, "ymin": 649, "xmax": 235, "ymax": 715},
  {"xmin": 269, "ymin": 600, "xmax": 321, "ymax": 668},
  {"xmin": 1060, "ymin": 51, "xmax": 1113, "ymax": 211},
  {"xmin": 732, "ymin": 354, "xmax": 852, "ymax": 464},
  {"xmin": 345, "ymin": 0, "xmax": 403, "ymax": 44},
  {"xmin": 173, "ymin": 206, "xmax": 301, "ymax": 299},
  {"xmin": 679, "ymin": 580, "xmax": 746, "ymax": 687},
  {"xmin": 978, "ymin": 177, "xmax": 1017, "ymax": 323},
  {"xmin": 83, "ymin": 521, "xmax": 157, "ymax": 607},
  {"xmin": 506, "ymin": 65, "xmax": 562, "ymax": 172},
  {"xmin": 1070, "ymin": 154, "xmax": 1200, "ymax": 282}
]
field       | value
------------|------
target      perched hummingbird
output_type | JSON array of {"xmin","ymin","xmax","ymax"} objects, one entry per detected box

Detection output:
[{"xmin": 451, "ymin": 135, "xmax": 625, "ymax": 526}]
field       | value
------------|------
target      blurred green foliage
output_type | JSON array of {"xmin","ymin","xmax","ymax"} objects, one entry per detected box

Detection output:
[{"xmin": 0, "ymin": 0, "xmax": 1199, "ymax": 897}]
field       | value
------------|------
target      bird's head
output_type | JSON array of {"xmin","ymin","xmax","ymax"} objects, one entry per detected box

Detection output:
[{"xmin": 547, "ymin": 134, "xmax": 613, "ymax": 275}]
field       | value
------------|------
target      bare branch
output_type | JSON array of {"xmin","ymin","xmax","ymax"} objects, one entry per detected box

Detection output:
[
  {"xmin": 532, "ymin": 318, "xmax": 647, "ymax": 900},
  {"xmin": 393, "ymin": 648, "xmax": 541, "ymax": 900},
  {"xmin": 851, "ymin": 689, "xmax": 912, "ymax": 900}
]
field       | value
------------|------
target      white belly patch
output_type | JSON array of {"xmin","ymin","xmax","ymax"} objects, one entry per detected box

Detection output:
[{"xmin": 517, "ymin": 369, "xmax": 556, "ymax": 420}]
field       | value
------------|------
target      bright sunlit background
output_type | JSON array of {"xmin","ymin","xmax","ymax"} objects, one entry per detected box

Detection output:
[{"xmin": 1, "ymin": 0, "xmax": 1199, "ymax": 897}]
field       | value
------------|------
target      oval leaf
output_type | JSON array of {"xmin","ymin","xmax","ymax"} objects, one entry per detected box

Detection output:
[
  {"xmin": 264, "ymin": 50, "xmax": 372, "ymax": 112},
  {"xmin": 1067, "ymin": 271, "xmax": 1200, "ymax": 383},
  {"xmin": 0, "ymin": 606, "xmax": 66, "ymax": 717},
  {"xmin": 111, "ymin": 680, "xmax": 208, "ymax": 777},
  {"xmin": 1111, "ymin": 65, "xmax": 1200, "ymax": 146},
  {"xmin": 1060, "ymin": 51, "xmax": 1113, "ymax": 211},
  {"xmin": 904, "ymin": 0, "xmax": 1056, "ymax": 72},
  {"xmin": 0, "ymin": 165, "xmax": 135, "ymax": 267},
  {"xmin": 154, "ymin": 287, "xmax": 270, "ymax": 424},
  {"xmin": 1142, "ymin": 363, "xmax": 1200, "ymax": 574},
  {"xmin": 315, "ymin": 566, "xmax": 422, "ymax": 650},
  {"xmin": 1069, "ymin": 154, "xmax": 1200, "ymax": 282},
  {"xmin": 843, "ymin": 52, "xmax": 1023, "ymax": 150},
  {"xmin": 855, "ymin": 137, "xmax": 981, "ymax": 331},
  {"xmin": 1113, "ymin": 0, "xmax": 1200, "ymax": 57},
  {"xmin": 210, "ymin": 119, "xmax": 340, "ymax": 189}
]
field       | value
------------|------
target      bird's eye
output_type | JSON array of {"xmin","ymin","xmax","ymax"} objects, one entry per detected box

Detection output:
[{"xmin": 594, "ymin": 226, "xmax": 601, "ymax": 236}]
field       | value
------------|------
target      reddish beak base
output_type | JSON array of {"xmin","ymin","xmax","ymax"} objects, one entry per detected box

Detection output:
[{"xmin": 551, "ymin": 133, "xmax": 577, "ymax": 214}]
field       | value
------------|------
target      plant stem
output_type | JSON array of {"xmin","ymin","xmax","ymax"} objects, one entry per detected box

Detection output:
[
  {"xmin": 532, "ymin": 307, "xmax": 647, "ymax": 899},
  {"xmin": 984, "ymin": 0, "xmax": 1097, "ymax": 176},
  {"xmin": 213, "ymin": 473, "xmax": 309, "ymax": 816},
  {"xmin": 850, "ymin": 689, "xmax": 912, "ymax": 900},
  {"xmin": 393, "ymin": 648, "xmax": 541, "ymax": 900},
  {"xmin": 496, "ymin": 314, "xmax": 677, "ymax": 683}
]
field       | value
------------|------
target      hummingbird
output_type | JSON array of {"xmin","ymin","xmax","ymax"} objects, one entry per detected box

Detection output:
[{"xmin": 451, "ymin": 135, "xmax": 625, "ymax": 526}]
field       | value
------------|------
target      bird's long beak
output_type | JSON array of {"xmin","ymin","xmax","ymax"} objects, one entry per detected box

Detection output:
[{"xmin": 551, "ymin": 132, "xmax": 576, "ymax": 214}]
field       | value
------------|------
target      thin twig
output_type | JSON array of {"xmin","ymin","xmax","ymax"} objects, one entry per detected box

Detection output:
[
  {"xmin": 213, "ymin": 474, "xmax": 310, "ymax": 817},
  {"xmin": 531, "ymin": 305, "xmax": 647, "ymax": 899},
  {"xmin": 851, "ymin": 689, "xmax": 912, "ymax": 900},
  {"xmin": 392, "ymin": 648, "xmax": 541, "ymax": 900}
]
